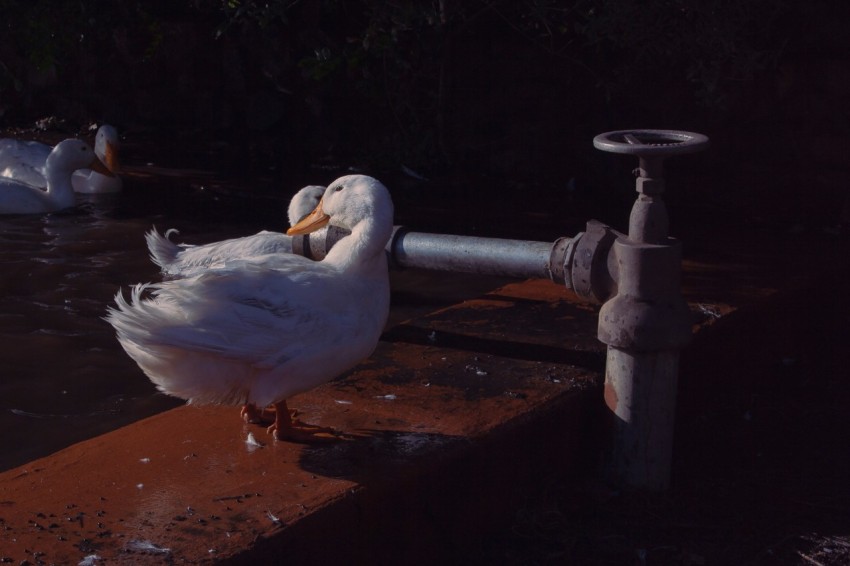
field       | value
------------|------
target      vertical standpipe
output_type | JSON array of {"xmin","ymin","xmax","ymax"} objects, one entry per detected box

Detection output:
[{"xmin": 593, "ymin": 130, "xmax": 709, "ymax": 490}]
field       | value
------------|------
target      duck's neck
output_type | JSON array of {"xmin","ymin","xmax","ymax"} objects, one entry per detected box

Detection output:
[
  {"xmin": 323, "ymin": 218, "xmax": 390, "ymax": 276},
  {"xmin": 43, "ymin": 167, "xmax": 76, "ymax": 208}
]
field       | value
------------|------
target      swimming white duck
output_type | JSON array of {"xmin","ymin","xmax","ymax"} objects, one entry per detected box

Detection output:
[
  {"xmin": 71, "ymin": 124, "xmax": 122, "ymax": 193},
  {"xmin": 146, "ymin": 184, "xmax": 327, "ymax": 278},
  {"xmin": 0, "ymin": 139, "xmax": 113, "ymax": 214},
  {"xmin": 106, "ymin": 175, "xmax": 393, "ymax": 442},
  {"xmin": 0, "ymin": 124, "xmax": 121, "ymax": 193}
]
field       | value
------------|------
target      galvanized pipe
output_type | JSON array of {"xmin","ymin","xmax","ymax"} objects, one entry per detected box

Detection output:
[
  {"xmin": 387, "ymin": 227, "xmax": 560, "ymax": 280},
  {"xmin": 296, "ymin": 226, "xmax": 574, "ymax": 282}
]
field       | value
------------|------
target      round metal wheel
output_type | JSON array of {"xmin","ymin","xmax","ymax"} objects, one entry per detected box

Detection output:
[{"xmin": 593, "ymin": 129, "xmax": 709, "ymax": 157}]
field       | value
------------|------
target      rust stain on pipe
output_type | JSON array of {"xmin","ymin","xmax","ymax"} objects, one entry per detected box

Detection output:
[{"xmin": 604, "ymin": 381, "xmax": 619, "ymax": 411}]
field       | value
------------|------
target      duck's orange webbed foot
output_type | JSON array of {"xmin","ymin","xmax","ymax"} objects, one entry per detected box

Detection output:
[
  {"xmin": 241, "ymin": 402, "xmax": 299, "ymax": 425},
  {"xmin": 241, "ymin": 403, "xmax": 273, "ymax": 424},
  {"xmin": 266, "ymin": 400, "xmax": 341, "ymax": 444}
]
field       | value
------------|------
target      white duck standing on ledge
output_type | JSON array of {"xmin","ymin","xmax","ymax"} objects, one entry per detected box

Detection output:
[
  {"xmin": 0, "ymin": 124, "xmax": 122, "ymax": 193},
  {"xmin": 106, "ymin": 175, "xmax": 393, "ymax": 442},
  {"xmin": 146, "ymin": 184, "xmax": 327, "ymax": 278},
  {"xmin": 0, "ymin": 139, "xmax": 114, "ymax": 214}
]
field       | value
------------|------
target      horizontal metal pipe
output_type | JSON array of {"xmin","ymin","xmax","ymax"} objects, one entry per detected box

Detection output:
[
  {"xmin": 387, "ymin": 227, "xmax": 561, "ymax": 280},
  {"xmin": 305, "ymin": 225, "xmax": 574, "ymax": 281}
]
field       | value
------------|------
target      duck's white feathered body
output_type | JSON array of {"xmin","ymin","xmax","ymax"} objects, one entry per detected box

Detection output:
[
  {"xmin": 0, "ymin": 139, "xmax": 111, "ymax": 214},
  {"xmin": 0, "ymin": 139, "xmax": 50, "ymax": 186},
  {"xmin": 148, "ymin": 185, "xmax": 326, "ymax": 277},
  {"xmin": 0, "ymin": 125, "xmax": 121, "ymax": 193},
  {"xmin": 107, "ymin": 175, "xmax": 393, "ymax": 416},
  {"xmin": 111, "ymin": 253, "xmax": 388, "ymax": 407}
]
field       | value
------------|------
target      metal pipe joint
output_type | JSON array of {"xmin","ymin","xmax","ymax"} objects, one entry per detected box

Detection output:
[
  {"xmin": 549, "ymin": 218, "xmax": 691, "ymax": 351},
  {"xmin": 597, "ymin": 237, "xmax": 692, "ymax": 351}
]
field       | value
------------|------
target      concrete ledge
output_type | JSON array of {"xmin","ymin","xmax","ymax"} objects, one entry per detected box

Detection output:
[
  {"xmin": 0, "ymin": 235, "xmax": 824, "ymax": 565},
  {"xmin": 0, "ymin": 280, "xmax": 605, "ymax": 564}
]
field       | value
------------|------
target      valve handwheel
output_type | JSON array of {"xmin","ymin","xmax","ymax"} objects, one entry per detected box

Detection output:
[
  {"xmin": 593, "ymin": 129, "xmax": 709, "ymax": 243},
  {"xmin": 593, "ymin": 129, "xmax": 709, "ymax": 157}
]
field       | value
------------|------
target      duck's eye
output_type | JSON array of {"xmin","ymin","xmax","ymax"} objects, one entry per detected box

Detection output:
[{"xmin": 334, "ymin": 185, "xmax": 344, "ymax": 192}]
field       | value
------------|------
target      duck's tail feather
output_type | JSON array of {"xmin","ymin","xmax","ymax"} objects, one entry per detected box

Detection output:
[{"xmin": 145, "ymin": 227, "xmax": 183, "ymax": 271}]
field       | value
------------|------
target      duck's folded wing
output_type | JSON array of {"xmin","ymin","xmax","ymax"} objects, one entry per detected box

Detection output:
[
  {"xmin": 176, "ymin": 232, "xmax": 294, "ymax": 271},
  {"xmin": 147, "ymin": 229, "xmax": 294, "ymax": 276},
  {"xmin": 0, "ymin": 139, "xmax": 50, "ymax": 186},
  {"xmin": 108, "ymin": 261, "xmax": 368, "ymax": 366}
]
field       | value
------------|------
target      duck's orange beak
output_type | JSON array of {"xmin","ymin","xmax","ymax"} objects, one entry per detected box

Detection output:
[
  {"xmin": 287, "ymin": 198, "xmax": 330, "ymax": 235},
  {"xmin": 88, "ymin": 156, "xmax": 116, "ymax": 177},
  {"xmin": 103, "ymin": 140, "xmax": 119, "ymax": 172}
]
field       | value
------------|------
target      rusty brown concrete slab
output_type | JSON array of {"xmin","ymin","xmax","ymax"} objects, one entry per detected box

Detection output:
[
  {"xmin": 0, "ymin": 279, "xmax": 604, "ymax": 564},
  {"xmin": 0, "ymin": 248, "xmax": 819, "ymax": 565}
]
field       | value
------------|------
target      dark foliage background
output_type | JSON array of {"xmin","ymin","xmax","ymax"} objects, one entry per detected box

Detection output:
[{"xmin": 1, "ymin": 0, "xmax": 848, "ymax": 235}]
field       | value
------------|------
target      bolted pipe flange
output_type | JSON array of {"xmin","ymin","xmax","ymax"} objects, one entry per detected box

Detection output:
[
  {"xmin": 567, "ymin": 220, "xmax": 620, "ymax": 304},
  {"xmin": 548, "ymin": 233, "xmax": 581, "ymax": 288}
]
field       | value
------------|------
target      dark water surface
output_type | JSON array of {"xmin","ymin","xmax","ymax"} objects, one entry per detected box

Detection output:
[{"xmin": 0, "ymin": 164, "xmax": 516, "ymax": 472}]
